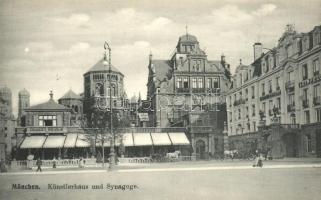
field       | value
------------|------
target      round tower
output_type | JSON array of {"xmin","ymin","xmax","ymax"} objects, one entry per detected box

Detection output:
[
  {"xmin": 0, "ymin": 86, "xmax": 13, "ymax": 119},
  {"xmin": 18, "ymin": 88, "xmax": 30, "ymax": 126}
]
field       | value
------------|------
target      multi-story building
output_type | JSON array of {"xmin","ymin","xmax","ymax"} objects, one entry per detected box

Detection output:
[
  {"xmin": 58, "ymin": 89, "xmax": 83, "ymax": 126},
  {"xmin": 0, "ymin": 86, "xmax": 16, "ymax": 161},
  {"xmin": 227, "ymin": 24, "xmax": 321, "ymax": 158},
  {"xmin": 147, "ymin": 33, "xmax": 231, "ymax": 159}
]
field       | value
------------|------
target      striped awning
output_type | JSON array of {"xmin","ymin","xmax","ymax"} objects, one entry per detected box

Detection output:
[
  {"xmin": 168, "ymin": 132, "xmax": 190, "ymax": 145},
  {"xmin": 76, "ymin": 134, "xmax": 90, "ymax": 147},
  {"xmin": 20, "ymin": 136, "xmax": 47, "ymax": 149},
  {"xmin": 133, "ymin": 133, "xmax": 153, "ymax": 146},
  {"xmin": 151, "ymin": 132, "xmax": 171, "ymax": 146},
  {"xmin": 43, "ymin": 135, "xmax": 66, "ymax": 148},
  {"xmin": 63, "ymin": 134, "xmax": 78, "ymax": 148},
  {"xmin": 122, "ymin": 133, "xmax": 134, "ymax": 147}
]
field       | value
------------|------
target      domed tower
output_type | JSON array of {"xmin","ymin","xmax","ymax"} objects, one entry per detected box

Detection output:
[
  {"xmin": 83, "ymin": 43, "xmax": 126, "ymax": 127},
  {"xmin": 0, "ymin": 86, "xmax": 13, "ymax": 119},
  {"xmin": 18, "ymin": 88, "xmax": 30, "ymax": 126},
  {"xmin": 58, "ymin": 89, "xmax": 83, "ymax": 126}
]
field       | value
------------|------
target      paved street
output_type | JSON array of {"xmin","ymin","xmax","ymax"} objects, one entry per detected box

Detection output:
[{"xmin": 1, "ymin": 161, "xmax": 321, "ymax": 200}]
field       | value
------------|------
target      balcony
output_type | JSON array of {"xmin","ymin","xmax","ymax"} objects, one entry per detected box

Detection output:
[
  {"xmin": 192, "ymin": 88, "xmax": 205, "ymax": 93},
  {"xmin": 176, "ymin": 88, "xmax": 190, "ymax": 93},
  {"xmin": 259, "ymin": 90, "xmax": 281, "ymax": 101},
  {"xmin": 188, "ymin": 126, "xmax": 212, "ymax": 133},
  {"xmin": 287, "ymin": 104, "xmax": 295, "ymax": 112},
  {"xmin": 302, "ymin": 99, "xmax": 309, "ymax": 109},
  {"xmin": 285, "ymin": 81, "xmax": 295, "ymax": 93},
  {"xmin": 313, "ymin": 96, "xmax": 321, "ymax": 106},
  {"xmin": 233, "ymin": 99, "xmax": 246, "ymax": 106}
]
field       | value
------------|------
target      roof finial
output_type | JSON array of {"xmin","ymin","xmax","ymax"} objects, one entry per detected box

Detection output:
[
  {"xmin": 49, "ymin": 90, "xmax": 53, "ymax": 100},
  {"xmin": 239, "ymin": 59, "xmax": 242, "ymax": 65},
  {"xmin": 185, "ymin": 25, "xmax": 188, "ymax": 38}
]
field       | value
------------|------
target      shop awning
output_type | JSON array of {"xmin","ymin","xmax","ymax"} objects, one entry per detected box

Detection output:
[
  {"xmin": 96, "ymin": 134, "xmax": 121, "ymax": 147},
  {"xmin": 168, "ymin": 132, "xmax": 190, "ymax": 145},
  {"xmin": 63, "ymin": 133, "xmax": 78, "ymax": 148},
  {"xmin": 76, "ymin": 134, "xmax": 91, "ymax": 147},
  {"xmin": 43, "ymin": 135, "xmax": 66, "ymax": 148},
  {"xmin": 133, "ymin": 133, "xmax": 153, "ymax": 146},
  {"xmin": 151, "ymin": 132, "xmax": 171, "ymax": 146},
  {"xmin": 122, "ymin": 133, "xmax": 134, "ymax": 147},
  {"xmin": 20, "ymin": 136, "xmax": 47, "ymax": 149}
]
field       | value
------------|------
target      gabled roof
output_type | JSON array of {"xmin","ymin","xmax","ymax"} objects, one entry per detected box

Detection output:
[
  {"xmin": 85, "ymin": 58, "xmax": 123, "ymax": 75},
  {"xmin": 59, "ymin": 89, "xmax": 81, "ymax": 100},
  {"xmin": 26, "ymin": 99, "xmax": 70, "ymax": 111}
]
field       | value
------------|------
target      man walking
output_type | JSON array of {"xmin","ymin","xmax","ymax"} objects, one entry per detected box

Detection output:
[{"xmin": 36, "ymin": 158, "xmax": 42, "ymax": 172}]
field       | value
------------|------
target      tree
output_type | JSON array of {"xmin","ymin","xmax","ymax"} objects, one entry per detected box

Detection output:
[{"xmin": 82, "ymin": 109, "xmax": 131, "ymax": 167}]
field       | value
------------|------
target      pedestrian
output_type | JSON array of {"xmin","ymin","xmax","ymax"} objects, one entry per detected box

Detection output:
[
  {"xmin": 36, "ymin": 158, "xmax": 42, "ymax": 172},
  {"xmin": 79, "ymin": 158, "xmax": 84, "ymax": 168},
  {"xmin": 52, "ymin": 157, "xmax": 57, "ymax": 168}
]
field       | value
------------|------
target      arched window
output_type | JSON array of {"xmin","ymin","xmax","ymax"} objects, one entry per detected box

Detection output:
[{"xmin": 75, "ymin": 105, "xmax": 78, "ymax": 113}]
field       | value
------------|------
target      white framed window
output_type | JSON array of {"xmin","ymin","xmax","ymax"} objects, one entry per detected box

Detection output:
[
  {"xmin": 197, "ymin": 78, "xmax": 203, "ymax": 88},
  {"xmin": 39, "ymin": 115, "xmax": 57, "ymax": 127}
]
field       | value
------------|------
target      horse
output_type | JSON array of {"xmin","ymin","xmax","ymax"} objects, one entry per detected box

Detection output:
[
  {"xmin": 224, "ymin": 150, "xmax": 238, "ymax": 160},
  {"xmin": 166, "ymin": 151, "xmax": 181, "ymax": 162}
]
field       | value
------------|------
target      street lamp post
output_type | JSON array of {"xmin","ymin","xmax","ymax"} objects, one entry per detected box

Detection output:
[{"xmin": 104, "ymin": 42, "xmax": 116, "ymax": 171}]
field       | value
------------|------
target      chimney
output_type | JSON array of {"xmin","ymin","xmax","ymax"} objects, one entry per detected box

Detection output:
[
  {"xmin": 149, "ymin": 51, "xmax": 153, "ymax": 63},
  {"xmin": 253, "ymin": 42, "xmax": 262, "ymax": 61},
  {"xmin": 221, "ymin": 54, "xmax": 226, "ymax": 64}
]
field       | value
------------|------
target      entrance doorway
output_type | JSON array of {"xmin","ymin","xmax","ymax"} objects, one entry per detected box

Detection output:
[
  {"xmin": 196, "ymin": 140, "xmax": 206, "ymax": 160},
  {"xmin": 282, "ymin": 133, "xmax": 298, "ymax": 157}
]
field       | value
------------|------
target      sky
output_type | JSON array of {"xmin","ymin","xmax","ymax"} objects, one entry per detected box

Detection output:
[{"xmin": 0, "ymin": 0, "xmax": 320, "ymax": 116}]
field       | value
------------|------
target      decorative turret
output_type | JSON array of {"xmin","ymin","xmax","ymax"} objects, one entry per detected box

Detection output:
[{"xmin": 18, "ymin": 88, "xmax": 30, "ymax": 126}]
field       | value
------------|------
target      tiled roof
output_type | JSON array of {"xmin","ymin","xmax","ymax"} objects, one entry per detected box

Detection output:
[
  {"xmin": 85, "ymin": 58, "xmax": 123, "ymax": 75},
  {"xmin": 26, "ymin": 99, "xmax": 69, "ymax": 111},
  {"xmin": 59, "ymin": 89, "xmax": 81, "ymax": 100},
  {"xmin": 178, "ymin": 34, "xmax": 198, "ymax": 43}
]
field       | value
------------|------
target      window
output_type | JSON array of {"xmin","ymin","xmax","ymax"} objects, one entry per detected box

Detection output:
[
  {"xmin": 207, "ymin": 78, "xmax": 212, "ymax": 88},
  {"xmin": 261, "ymin": 83, "xmax": 265, "ymax": 95},
  {"xmin": 198, "ymin": 78, "xmax": 203, "ymax": 88},
  {"xmin": 39, "ymin": 115, "xmax": 57, "ymax": 127},
  {"xmin": 192, "ymin": 78, "xmax": 197, "ymax": 88},
  {"xmin": 303, "ymin": 88, "xmax": 308, "ymax": 101},
  {"xmin": 277, "ymin": 98, "xmax": 281, "ymax": 109},
  {"xmin": 176, "ymin": 77, "xmax": 182, "ymax": 88},
  {"xmin": 238, "ymin": 109, "xmax": 241, "ymax": 119},
  {"xmin": 253, "ymin": 122, "xmax": 256, "ymax": 132},
  {"xmin": 262, "ymin": 102, "xmax": 266, "ymax": 113},
  {"xmin": 302, "ymin": 64, "xmax": 308, "ymax": 80},
  {"xmin": 95, "ymin": 83, "xmax": 104, "ymax": 96},
  {"xmin": 316, "ymin": 109, "xmax": 321, "ymax": 122},
  {"xmin": 313, "ymin": 58, "xmax": 320, "ymax": 75},
  {"xmin": 213, "ymin": 78, "xmax": 219, "ymax": 88},
  {"xmin": 251, "ymin": 86, "xmax": 255, "ymax": 98},
  {"xmin": 252, "ymin": 104, "xmax": 256, "ymax": 116},
  {"xmin": 289, "ymin": 94, "xmax": 295, "ymax": 105},
  {"xmin": 305, "ymin": 110, "xmax": 310, "ymax": 124},
  {"xmin": 269, "ymin": 56, "xmax": 274, "ymax": 69},
  {"xmin": 268, "ymin": 80, "xmax": 272, "ymax": 93},
  {"xmin": 313, "ymin": 32, "xmax": 320, "ymax": 46},
  {"xmin": 179, "ymin": 57, "xmax": 183, "ymax": 65},
  {"xmin": 314, "ymin": 85, "xmax": 320, "ymax": 98},
  {"xmin": 288, "ymin": 71, "xmax": 294, "ymax": 82},
  {"xmin": 245, "ymin": 88, "xmax": 248, "ymax": 100},
  {"xmin": 183, "ymin": 78, "xmax": 189, "ymax": 88},
  {"xmin": 276, "ymin": 77, "xmax": 280, "ymax": 90},
  {"xmin": 269, "ymin": 100, "xmax": 273, "ymax": 112}
]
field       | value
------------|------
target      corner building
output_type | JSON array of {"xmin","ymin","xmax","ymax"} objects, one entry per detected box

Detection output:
[
  {"xmin": 147, "ymin": 33, "xmax": 231, "ymax": 159},
  {"xmin": 227, "ymin": 25, "xmax": 321, "ymax": 158}
]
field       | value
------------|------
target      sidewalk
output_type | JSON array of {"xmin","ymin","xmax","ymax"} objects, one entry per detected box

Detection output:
[{"xmin": 1, "ymin": 158, "xmax": 321, "ymax": 175}]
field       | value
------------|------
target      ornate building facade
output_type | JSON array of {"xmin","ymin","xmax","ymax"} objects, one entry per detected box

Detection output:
[
  {"xmin": 227, "ymin": 25, "xmax": 321, "ymax": 158},
  {"xmin": 146, "ymin": 33, "xmax": 231, "ymax": 159}
]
